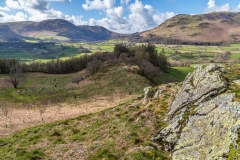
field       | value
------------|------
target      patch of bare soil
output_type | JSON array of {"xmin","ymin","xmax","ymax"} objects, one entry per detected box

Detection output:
[{"xmin": 0, "ymin": 94, "xmax": 138, "ymax": 137}]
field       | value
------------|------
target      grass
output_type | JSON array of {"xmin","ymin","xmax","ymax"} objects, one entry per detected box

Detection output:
[
  {"xmin": 0, "ymin": 96, "xmax": 170, "ymax": 159},
  {"xmin": 0, "ymin": 73, "xmax": 72, "ymax": 104},
  {"xmin": 0, "ymin": 43, "xmax": 82, "ymax": 62},
  {"xmin": 0, "ymin": 61, "xmax": 185, "ymax": 159},
  {"xmin": 0, "ymin": 67, "xmax": 152, "ymax": 105},
  {"xmin": 230, "ymin": 53, "xmax": 240, "ymax": 60},
  {"xmin": 2, "ymin": 40, "xmax": 240, "ymax": 64},
  {"xmin": 154, "ymin": 67, "xmax": 195, "ymax": 83},
  {"xmin": 0, "ymin": 48, "xmax": 198, "ymax": 159}
]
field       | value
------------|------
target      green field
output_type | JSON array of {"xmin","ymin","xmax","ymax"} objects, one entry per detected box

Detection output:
[
  {"xmin": 154, "ymin": 67, "xmax": 195, "ymax": 84},
  {"xmin": 1, "ymin": 40, "xmax": 240, "ymax": 64}
]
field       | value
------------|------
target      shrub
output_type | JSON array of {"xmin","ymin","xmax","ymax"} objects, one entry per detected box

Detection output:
[
  {"xmin": 138, "ymin": 59, "xmax": 158, "ymax": 79},
  {"xmin": 114, "ymin": 44, "xmax": 129, "ymax": 58},
  {"xmin": 71, "ymin": 76, "xmax": 84, "ymax": 85},
  {"xmin": 87, "ymin": 59, "xmax": 103, "ymax": 75},
  {"xmin": 214, "ymin": 52, "xmax": 231, "ymax": 62}
]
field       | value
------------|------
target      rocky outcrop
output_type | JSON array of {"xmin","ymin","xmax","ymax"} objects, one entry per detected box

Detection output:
[
  {"xmin": 143, "ymin": 87, "xmax": 160, "ymax": 102},
  {"xmin": 152, "ymin": 64, "xmax": 240, "ymax": 159}
]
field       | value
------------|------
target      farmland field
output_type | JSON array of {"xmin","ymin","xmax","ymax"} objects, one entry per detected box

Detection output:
[{"xmin": 1, "ymin": 40, "xmax": 240, "ymax": 64}]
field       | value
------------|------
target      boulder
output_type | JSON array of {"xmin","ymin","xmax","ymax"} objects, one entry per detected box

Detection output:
[
  {"xmin": 143, "ymin": 87, "xmax": 160, "ymax": 102},
  {"xmin": 152, "ymin": 64, "xmax": 240, "ymax": 159}
]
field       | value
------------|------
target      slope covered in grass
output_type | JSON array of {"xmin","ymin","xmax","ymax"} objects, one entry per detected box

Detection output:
[
  {"xmin": 0, "ymin": 94, "xmax": 172, "ymax": 159},
  {"xmin": 0, "ymin": 60, "xmax": 197, "ymax": 159},
  {"xmin": 0, "ymin": 68, "xmax": 151, "ymax": 104}
]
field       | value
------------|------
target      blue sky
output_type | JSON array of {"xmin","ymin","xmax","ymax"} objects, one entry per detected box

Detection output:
[{"xmin": 0, "ymin": 0, "xmax": 240, "ymax": 33}]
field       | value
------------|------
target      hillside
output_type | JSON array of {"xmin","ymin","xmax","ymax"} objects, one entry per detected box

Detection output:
[
  {"xmin": 0, "ymin": 25, "xmax": 24, "ymax": 42},
  {"xmin": 0, "ymin": 63, "xmax": 173, "ymax": 159},
  {"xmin": 0, "ymin": 19, "xmax": 122, "ymax": 42},
  {"xmin": 2, "ymin": 64, "xmax": 240, "ymax": 159},
  {"xmin": 132, "ymin": 12, "xmax": 240, "ymax": 45}
]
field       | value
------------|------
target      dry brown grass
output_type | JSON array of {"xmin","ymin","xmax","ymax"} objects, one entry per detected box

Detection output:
[{"xmin": 0, "ymin": 94, "xmax": 138, "ymax": 138}]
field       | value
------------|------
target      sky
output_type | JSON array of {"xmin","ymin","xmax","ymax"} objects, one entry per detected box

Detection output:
[{"xmin": 0, "ymin": 0, "xmax": 240, "ymax": 33}]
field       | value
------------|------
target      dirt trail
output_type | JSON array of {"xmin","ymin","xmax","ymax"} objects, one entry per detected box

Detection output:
[{"xmin": 0, "ymin": 94, "xmax": 138, "ymax": 137}]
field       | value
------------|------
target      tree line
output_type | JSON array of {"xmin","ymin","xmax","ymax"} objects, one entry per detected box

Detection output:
[{"xmin": 1, "ymin": 44, "xmax": 168, "ymax": 76}]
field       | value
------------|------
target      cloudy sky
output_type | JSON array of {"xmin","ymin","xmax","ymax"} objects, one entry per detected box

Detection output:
[{"xmin": 0, "ymin": 0, "xmax": 240, "ymax": 33}]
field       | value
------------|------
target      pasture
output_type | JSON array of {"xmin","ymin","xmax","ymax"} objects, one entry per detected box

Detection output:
[{"xmin": 1, "ymin": 39, "xmax": 240, "ymax": 64}]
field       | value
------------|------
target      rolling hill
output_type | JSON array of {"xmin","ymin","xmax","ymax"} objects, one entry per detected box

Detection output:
[
  {"xmin": 131, "ymin": 12, "xmax": 240, "ymax": 45},
  {"xmin": 0, "ymin": 19, "xmax": 122, "ymax": 42}
]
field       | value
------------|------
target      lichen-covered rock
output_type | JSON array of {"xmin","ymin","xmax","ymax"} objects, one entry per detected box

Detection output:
[
  {"xmin": 152, "ymin": 64, "xmax": 240, "ymax": 159},
  {"xmin": 143, "ymin": 87, "xmax": 163, "ymax": 103},
  {"xmin": 143, "ymin": 87, "xmax": 157, "ymax": 102},
  {"xmin": 168, "ymin": 64, "xmax": 228, "ymax": 116}
]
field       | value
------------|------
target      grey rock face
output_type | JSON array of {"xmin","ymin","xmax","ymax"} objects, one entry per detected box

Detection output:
[
  {"xmin": 168, "ymin": 64, "xmax": 228, "ymax": 116},
  {"xmin": 152, "ymin": 64, "xmax": 240, "ymax": 159},
  {"xmin": 143, "ymin": 87, "xmax": 156, "ymax": 102},
  {"xmin": 143, "ymin": 87, "xmax": 162, "ymax": 102}
]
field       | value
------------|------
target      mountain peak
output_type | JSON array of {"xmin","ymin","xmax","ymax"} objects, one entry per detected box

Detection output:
[
  {"xmin": 136, "ymin": 12, "xmax": 240, "ymax": 44},
  {"xmin": 0, "ymin": 19, "xmax": 122, "ymax": 41}
]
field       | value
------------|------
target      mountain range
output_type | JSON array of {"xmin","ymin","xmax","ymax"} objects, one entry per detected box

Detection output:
[
  {"xmin": 0, "ymin": 19, "xmax": 122, "ymax": 42},
  {"xmin": 1, "ymin": 12, "xmax": 240, "ymax": 44}
]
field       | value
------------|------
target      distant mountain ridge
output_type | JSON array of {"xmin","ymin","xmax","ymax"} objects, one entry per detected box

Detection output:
[
  {"xmin": 0, "ymin": 19, "xmax": 122, "ymax": 42},
  {"xmin": 130, "ymin": 12, "xmax": 240, "ymax": 45}
]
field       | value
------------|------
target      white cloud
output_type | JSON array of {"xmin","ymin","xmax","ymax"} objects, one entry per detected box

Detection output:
[
  {"xmin": 207, "ymin": 0, "xmax": 215, "ymax": 8},
  {"xmin": 203, "ymin": 0, "xmax": 240, "ymax": 13},
  {"xmin": 65, "ymin": 15, "xmax": 88, "ymax": 25},
  {"xmin": 1, "ymin": 0, "xmax": 69, "ymax": 22},
  {"xmin": 0, "ymin": 6, "xmax": 10, "ymax": 11},
  {"xmin": 82, "ymin": 0, "xmax": 116, "ymax": 10},
  {"xmin": 153, "ymin": 12, "xmax": 175, "ymax": 25},
  {"xmin": 81, "ymin": 0, "xmax": 177, "ymax": 33},
  {"xmin": 0, "ymin": 0, "xmax": 176, "ymax": 33},
  {"xmin": 128, "ymin": 0, "xmax": 160, "ymax": 31},
  {"xmin": 85, "ymin": 0, "xmax": 175, "ymax": 33},
  {"xmin": 106, "ymin": 6, "xmax": 126, "ymax": 24},
  {"xmin": 6, "ymin": 0, "xmax": 22, "ymax": 9},
  {"xmin": 0, "ymin": 11, "xmax": 27, "ymax": 22}
]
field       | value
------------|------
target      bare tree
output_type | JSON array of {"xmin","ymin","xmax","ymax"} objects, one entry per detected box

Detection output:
[{"xmin": 5, "ymin": 65, "xmax": 25, "ymax": 89}]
